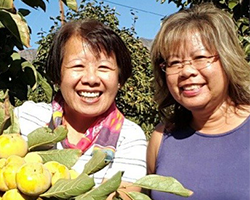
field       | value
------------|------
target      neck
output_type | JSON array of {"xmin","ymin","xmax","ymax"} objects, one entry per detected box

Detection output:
[
  {"xmin": 62, "ymin": 111, "xmax": 97, "ymax": 145},
  {"xmin": 63, "ymin": 104, "xmax": 97, "ymax": 134},
  {"xmin": 191, "ymin": 102, "xmax": 250, "ymax": 134}
]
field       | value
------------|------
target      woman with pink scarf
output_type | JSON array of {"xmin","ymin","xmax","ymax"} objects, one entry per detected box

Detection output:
[{"xmin": 14, "ymin": 19, "xmax": 147, "ymax": 199}]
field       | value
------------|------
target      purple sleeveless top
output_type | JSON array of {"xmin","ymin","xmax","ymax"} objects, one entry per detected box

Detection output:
[{"xmin": 151, "ymin": 116, "xmax": 250, "ymax": 200}]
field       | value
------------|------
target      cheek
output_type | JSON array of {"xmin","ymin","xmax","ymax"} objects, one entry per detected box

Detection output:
[
  {"xmin": 205, "ymin": 64, "xmax": 227, "ymax": 88},
  {"xmin": 99, "ymin": 71, "xmax": 119, "ymax": 83},
  {"xmin": 167, "ymin": 77, "xmax": 178, "ymax": 92},
  {"xmin": 106, "ymin": 77, "xmax": 119, "ymax": 91},
  {"xmin": 61, "ymin": 71, "xmax": 82, "ymax": 84}
]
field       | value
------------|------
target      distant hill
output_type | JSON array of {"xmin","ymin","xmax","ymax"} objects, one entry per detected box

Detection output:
[
  {"xmin": 19, "ymin": 49, "xmax": 37, "ymax": 62},
  {"xmin": 140, "ymin": 37, "xmax": 153, "ymax": 50}
]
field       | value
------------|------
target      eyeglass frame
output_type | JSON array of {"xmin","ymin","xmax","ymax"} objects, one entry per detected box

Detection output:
[{"xmin": 160, "ymin": 55, "xmax": 220, "ymax": 75}]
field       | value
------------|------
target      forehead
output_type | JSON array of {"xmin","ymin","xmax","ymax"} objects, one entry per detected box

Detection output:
[
  {"xmin": 161, "ymin": 28, "xmax": 217, "ymax": 60},
  {"xmin": 62, "ymin": 36, "xmax": 118, "ymax": 67},
  {"xmin": 169, "ymin": 32, "xmax": 206, "ymax": 57},
  {"xmin": 63, "ymin": 35, "xmax": 113, "ymax": 59}
]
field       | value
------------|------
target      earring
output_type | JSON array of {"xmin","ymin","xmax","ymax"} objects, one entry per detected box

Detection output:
[{"xmin": 118, "ymin": 83, "xmax": 121, "ymax": 89}]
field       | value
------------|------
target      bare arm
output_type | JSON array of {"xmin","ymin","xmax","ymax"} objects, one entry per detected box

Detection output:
[{"xmin": 146, "ymin": 123, "xmax": 164, "ymax": 174}]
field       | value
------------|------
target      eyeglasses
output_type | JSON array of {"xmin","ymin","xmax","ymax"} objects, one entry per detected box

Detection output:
[{"xmin": 160, "ymin": 55, "xmax": 219, "ymax": 75}]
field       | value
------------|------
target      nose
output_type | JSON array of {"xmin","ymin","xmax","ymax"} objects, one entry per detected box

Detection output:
[
  {"xmin": 80, "ymin": 67, "xmax": 100, "ymax": 86},
  {"xmin": 179, "ymin": 61, "xmax": 198, "ymax": 77}
]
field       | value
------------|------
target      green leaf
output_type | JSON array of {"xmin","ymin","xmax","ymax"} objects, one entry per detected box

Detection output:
[
  {"xmin": 27, "ymin": 125, "xmax": 68, "ymax": 150},
  {"xmin": 83, "ymin": 150, "xmax": 110, "ymax": 175},
  {"xmin": 40, "ymin": 173, "xmax": 95, "ymax": 199},
  {"xmin": 18, "ymin": 8, "xmax": 30, "ymax": 17},
  {"xmin": 62, "ymin": 0, "xmax": 78, "ymax": 11},
  {"xmin": 244, "ymin": 36, "xmax": 250, "ymax": 43},
  {"xmin": 242, "ymin": 25, "xmax": 248, "ymax": 33},
  {"xmin": 11, "ymin": 52, "xmax": 21, "ymax": 60},
  {"xmin": 2, "ymin": 109, "xmax": 20, "ymax": 134},
  {"xmin": 0, "ymin": 0, "xmax": 14, "ymax": 10},
  {"xmin": 0, "ymin": 93, "xmax": 11, "ymax": 127},
  {"xmin": 37, "ymin": 72, "xmax": 53, "ymax": 102},
  {"xmin": 244, "ymin": 43, "xmax": 250, "ymax": 54},
  {"xmin": 0, "ymin": 104, "xmax": 5, "ymax": 130},
  {"xmin": 0, "ymin": 10, "xmax": 30, "ymax": 48},
  {"xmin": 127, "ymin": 191, "xmax": 152, "ymax": 200},
  {"xmin": 0, "ymin": 95, "xmax": 18, "ymax": 135},
  {"xmin": 228, "ymin": 0, "xmax": 237, "ymax": 10},
  {"xmin": 0, "ymin": 90, "xmax": 8, "ymax": 102},
  {"xmin": 219, "ymin": 0, "xmax": 226, "ymax": 4},
  {"xmin": 133, "ymin": 175, "xmax": 193, "ymax": 197},
  {"xmin": 38, "ymin": 149, "xmax": 82, "ymax": 169},
  {"xmin": 75, "ymin": 171, "xmax": 123, "ymax": 200},
  {"xmin": 21, "ymin": 61, "xmax": 37, "ymax": 90}
]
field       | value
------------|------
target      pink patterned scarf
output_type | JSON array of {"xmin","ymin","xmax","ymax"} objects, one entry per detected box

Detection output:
[{"xmin": 50, "ymin": 92, "xmax": 124, "ymax": 161}]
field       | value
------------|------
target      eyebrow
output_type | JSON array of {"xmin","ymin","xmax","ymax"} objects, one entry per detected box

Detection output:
[{"xmin": 168, "ymin": 49, "xmax": 209, "ymax": 58}]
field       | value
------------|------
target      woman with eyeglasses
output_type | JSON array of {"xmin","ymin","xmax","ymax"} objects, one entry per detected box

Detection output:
[{"xmin": 147, "ymin": 3, "xmax": 250, "ymax": 200}]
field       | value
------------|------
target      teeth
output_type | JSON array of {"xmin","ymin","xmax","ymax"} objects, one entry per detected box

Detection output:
[
  {"xmin": 182, "ymin": 85, "xmax": 201, "ymax": 91},
  {"xmin": 79, "ymin": 92, "xmax": 100, "ymax": 98}
]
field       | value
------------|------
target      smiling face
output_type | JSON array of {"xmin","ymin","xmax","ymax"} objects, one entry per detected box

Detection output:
[
  {"xmin": 60, "ymin": 35, "xmax": 119, "ymax": 120},
  {"xmin": 166, "ymin": 33, "xmax": 229, "ymax": 113}
]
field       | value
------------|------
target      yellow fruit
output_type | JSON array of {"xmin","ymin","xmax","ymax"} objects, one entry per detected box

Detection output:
[
  {"xmin": 16, "ymin": 162, "xmax": 51, "ymax": 196},
  {"xmin": 69, "ymin": 169, "xmax": 79, "ymax": 179},
  {"xmin": 0, "ymin": 159, "xmax": 8, "ymax": 192},
  {"xmin": 24, "ymin": 152, "xmax": 43, "ymax": 164},
  {"xmin": 5, "ymin": 155, "xmax": 25, "ymax": 165},
  {"xmin": 2, "ymin": 155, "xmax": 25, "ymax": 190},
  {"xmin": 44, "ymin": 161, "xmax": 70, "ymax": 185},
  {"xmin": 0, "ymin": 159, "xmax": 6, "ymax": 168},
  {"xmin": 0, "ymin": 134, "xmax": 28, "ymax": 158},
  {"xmin": 2, "ymin": 189, "xmax": 31, "ymax": 200}
]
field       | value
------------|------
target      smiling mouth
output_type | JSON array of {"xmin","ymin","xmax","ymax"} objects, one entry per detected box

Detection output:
[
  {"xmin": 78, "ymin": 91, "xmax": 101, "ymax": 98},
  {"xmin": 181, "ymin": 84, "xmax": 202, "ymax": 91}
]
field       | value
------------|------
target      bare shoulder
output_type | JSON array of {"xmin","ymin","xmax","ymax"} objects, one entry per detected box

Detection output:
[
  {"xmin": 150, "ymin": 122, "xmax": 165, "ymax": 142},
  {"xmin": 147, "ymin": 122, "xmax": 165, "ymax": 174},
  {"xmin": 154, "ymin": 122, "xmax": 165, "ymax": 133}
]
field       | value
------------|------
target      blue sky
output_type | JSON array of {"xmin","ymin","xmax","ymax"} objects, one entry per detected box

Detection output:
[{"xmin": 15, "ymin": 0, "xmax": 178, "ymax": 49}]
